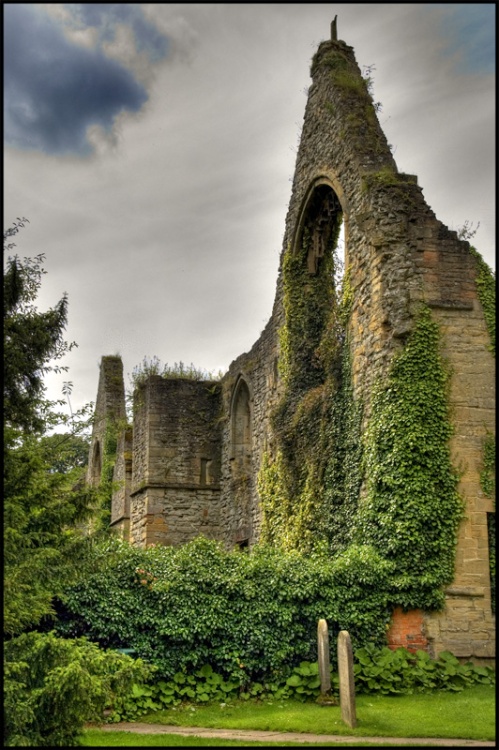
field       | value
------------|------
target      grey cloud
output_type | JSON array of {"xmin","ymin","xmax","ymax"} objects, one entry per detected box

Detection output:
[
  {"xmin": 64, "ymin": 3, "xmax": 169, "ymax": 63},
  {"xmin": 3, "ymin": 5, "xmax": 160, "ymax": 156}
]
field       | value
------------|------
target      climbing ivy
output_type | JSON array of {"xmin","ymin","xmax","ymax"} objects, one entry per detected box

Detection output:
[
  {"xmin": 355, "ymin": 306, "xmax": 464, "ymax": 611},
  {"xmin": 276, "ymin": 227, "xmax": 336, "ymax": 394},
  {"xmin": 469, "ymin": 247, "xmax": 495, "ymax": 355},
  {"xmin": 320, "ymin": 342, "xmax": 363, "ymax": 556},
  {"xmin": 487, "ymin": 514, "xmax": 495, "ymax": 614},
  {"xmin": 480, "ymin": 431, "xmax": 495, "ymax": 615},
  {"xmin": 262, "ymin": 218, "xmax": 347, "ymax": 553},
  {"xmin": 260, "ymin": 209, "xmax": 470, "ymax": 613},
  {"xmin": 95, "ymin": 418, "xmax": 127, "ymax": 530},
  {"xmin": 480, "ymin": 432, "xmax": 496, "ymax": 499}
]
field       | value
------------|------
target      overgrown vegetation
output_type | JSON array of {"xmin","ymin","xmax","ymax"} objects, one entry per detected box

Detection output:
[
  {"xmin": 258, "ymin": 185, "xmax": 464, "ymax": 613},
  {"xmin": 4, "ymin": 631, "xmax": 152, "ymax": 746},
  {"xmin": 51, "ymin": 536, "xmax": 393, "ymax": 683},
  {"xmin": 469, "ymin": 246, "xmax": 495, "ymax": 355},
  {"xmin": 456, "ymin": 221, "xmax": 495, "ymax": 355},
  {"xmin": 480, "ymin": 431, "xmax": 496, "ymax": 500},
  {"xmin": 109, "ymin": 644, "xmax": 494, "ymax": 722},
  {"xmin": 50, "ymin": 535, "xmax": 494, "ymax": 724},
  {"xmin": 260, "ymin": 210, "xmax": 351, "ymax": 553},
  {"xmin": 488, "ymin": 513, "xmax": 495, "ymax": 614},
  {"xmin": 126, "ymin": 355, "xmax": 224, "ymax": 419},
  {"xmin": 129, "ymin": 355, "xmax": 223, "ymax": 389},
  {"xmin": 3, "ymin": 220, "xmax": 126, "ymax": 747},
  {"xmin": 312, "ymin": 46, "xmax": 390, "ymax": 159},
  {"xmin": 355, "ymin": 306, "xmax": 463, "ymax": 611}
]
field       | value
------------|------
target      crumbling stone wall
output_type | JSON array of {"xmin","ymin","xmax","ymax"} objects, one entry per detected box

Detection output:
[
  {"xmin": 110, "ymin": 427, "xmax": 132, "ymax": 538},
  {"xmin": 89, "ymin": 28, "xmax": 494, "ymax": 663},
  {"xmin": 129, "ymin": 377, "xmax": 223, "ymax": 547},
  {"xmin": 218, "ymin": 314, "xmax": 283, "ymax": 549},
  {"xmin": 257, "ymin": 36, "xmax": 494, "ymax": 661},
  {"xmin": 87, "ymin": 355, "xmax": 126, "ymax": 489}
]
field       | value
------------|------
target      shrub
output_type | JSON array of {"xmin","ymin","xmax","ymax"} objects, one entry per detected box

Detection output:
[
  {"xmin": 353, "ymin": 643, "xmax": 495, "ymax": 695},
  {"xmin": 52, "ymin": 536, "xmax": 392, "ymax": 683},
  {"xmin": 3, "ymin": 631, "xmax": 153, "ymax": 746}
]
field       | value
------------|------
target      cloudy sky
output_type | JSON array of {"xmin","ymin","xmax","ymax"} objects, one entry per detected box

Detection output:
[{"xmin": 4, "ymin": 3, "xmax": 495, "ymax": 420}]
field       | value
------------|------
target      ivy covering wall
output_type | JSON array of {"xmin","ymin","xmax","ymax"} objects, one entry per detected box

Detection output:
[
  {"xmin": 259, "ymin": 215, "xmax": 360, "ymax": 554},
  {"xmin": 258, "ymin": 216, "xmax": 468, "ymax": 613},
  {"xmin": 470, "ymin": 247, "xmax": 495, "ymax": 355},
  {"xmin": 354, "ymin": 306, "xmax": 463, "ymax": 611}
]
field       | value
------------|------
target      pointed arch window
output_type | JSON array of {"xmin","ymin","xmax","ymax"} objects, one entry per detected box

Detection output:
[
  {"xmin": 231, "ymin": 377, "xmax": 251, "ymax": 470},
  {"xmin": 90, "ymin": 440, "xmax": 102, "ymax": 485}
]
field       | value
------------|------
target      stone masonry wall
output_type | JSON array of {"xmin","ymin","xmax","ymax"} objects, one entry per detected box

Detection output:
[
  {"xmin": 218, "ymin": 313, "xmax": 283, "ymax": 549},
  {"xmin": 422, "ymin": 298, "xmax": 495, "ymax": 661},
  {"xmin": 110, "ymin": 427, "xmax": 132, "ymax": 538},
  {"xmin": 129, "ymin": 377, "xmax": 223, "ymax": 547},
  {"xmin": 89, "ymin": 28, "xmax": 494, "ymax": 664},
  {"xmin": 87, "ymin": 355, "xmax": 126, "ymax": 488}
]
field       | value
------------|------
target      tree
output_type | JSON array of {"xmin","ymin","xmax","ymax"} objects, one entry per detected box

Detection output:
[
  {"xmin": 3, "ymin": 218, "xmax": 75, "ymax": 433},
  {"xmin": 3, "ymin": 219, "xmax": 97, "ymax": 637},
  {"xmin": 3, "ymin": 220, "xmax": 153, "ymax": 747},
  {"xmin": 39, "ymin": 431, "xmax": 91, "ymax": 474}
]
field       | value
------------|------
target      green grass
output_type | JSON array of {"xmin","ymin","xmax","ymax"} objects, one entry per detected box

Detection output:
[
  {"xmin": 83, "ymin": 730, "xmax": 419, "ymax": 746},
  {"xmin": 82, "ymin": 684, "xmax": 495, "ymax": 746}
]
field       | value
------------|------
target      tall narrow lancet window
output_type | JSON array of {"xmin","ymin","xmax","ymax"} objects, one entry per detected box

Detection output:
[
  {"xmin": 90, "ymin": 440, "xmax": 102, "ymax": 486},
  {"xmin": 301, "ymin": 183, "xmax": 343, "ymax": 277},
  {"xmin": 231, "ymin": 378, "xmax": 251, "ymax": 471},
  {"xmin": 287, "ymin": 181, "xmax": 345, "ymax": 392}
]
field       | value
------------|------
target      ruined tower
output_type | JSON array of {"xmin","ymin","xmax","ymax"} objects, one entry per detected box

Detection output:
[{"xmin": 88, "ymin": 24, "xmax": 495, "ymax": 664}]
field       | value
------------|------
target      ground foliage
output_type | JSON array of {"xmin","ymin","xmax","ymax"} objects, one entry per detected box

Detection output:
[{"xmin": 109, "ymin": 644, "xmax": 494, "ymax": 722}]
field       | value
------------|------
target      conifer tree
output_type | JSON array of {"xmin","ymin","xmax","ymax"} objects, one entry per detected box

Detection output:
[{"xmin": 3, "ymin": 219, "xmax": 96, "ymax": 637}]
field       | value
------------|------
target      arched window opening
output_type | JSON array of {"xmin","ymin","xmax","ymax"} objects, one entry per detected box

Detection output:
[
  {"xmin": 91, "ymin": 440, "xmax": 102, "ymax": 485},
  {"xmin": 231, "ymin": 378, "xmax": 251, "ymax": 471},
  {"xmin": 301, "ymin": 183, "xmax": 343, "ymax": 278}
]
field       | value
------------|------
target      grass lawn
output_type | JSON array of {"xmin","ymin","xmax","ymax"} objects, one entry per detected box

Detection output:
[
  {"xmin": 82, "ymin": 729, "xmax": 447, "ymax": 746},
  {"xmin": 83, "ymin": 730, "xmax": 434, "ymax": 746},
  {"xmin": 82, "ymin": 684, "xmax": 495, "ymax": 746}
]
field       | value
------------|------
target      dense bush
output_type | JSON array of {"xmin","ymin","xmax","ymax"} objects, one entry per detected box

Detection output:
[
  {"xmin": 52, "ymin": 536, "xmax": 393, "ymax": 682},
  {"xmin": 3, "ymin": 631, "xmax": 153, "ymax": 746}
]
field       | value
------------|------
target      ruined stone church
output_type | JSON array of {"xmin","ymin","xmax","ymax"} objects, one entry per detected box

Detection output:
[{"xmin": 87, "ymin": 25, "xmax": 495, "ymax": 664}]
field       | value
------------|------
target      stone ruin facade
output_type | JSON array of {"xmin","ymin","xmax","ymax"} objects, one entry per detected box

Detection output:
[{"xmin": 87, "ymin": 27, "xmax": 495, "ymax": 664}]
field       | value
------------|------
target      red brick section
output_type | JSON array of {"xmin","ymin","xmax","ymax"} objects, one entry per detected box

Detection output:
[{"xmin": 386, "ymin": 607, "xmax": 428, "ymax": 652}]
